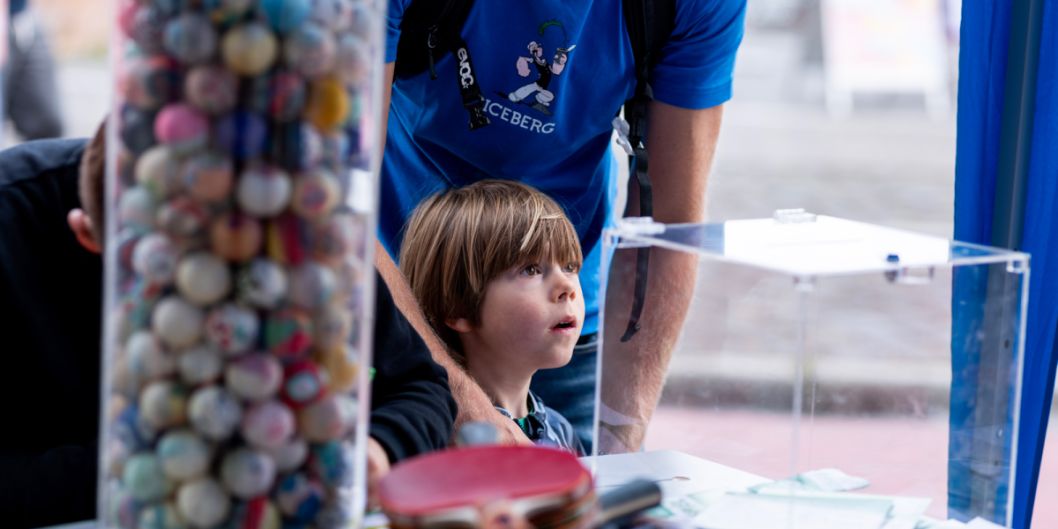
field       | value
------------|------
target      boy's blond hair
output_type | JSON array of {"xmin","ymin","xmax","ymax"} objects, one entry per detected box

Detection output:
[{"xmin": 399, "ymin": 180, "xmax": 583, "ymax": 363}]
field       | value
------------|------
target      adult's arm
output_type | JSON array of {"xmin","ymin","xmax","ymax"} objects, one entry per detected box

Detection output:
[
  {"xmin": 377, "ymin": 60, "xmax": 531, "ymax": 445},
  {"xmin": 369, "ymin": 272, "xmax": 459, "ymax": 461},
  {"xmin": 598, "ymin": 101, "xmax": 723, "ymax": 452}
]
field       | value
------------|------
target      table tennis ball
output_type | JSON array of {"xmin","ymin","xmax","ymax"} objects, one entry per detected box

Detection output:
[
  {"xmin": 214, "ymin": 111, "xmax": 269, "ymax": 162},
  {"xmin": 205, "ymin": 303, "xmax": 259, "ymax": 355},
  {"xmin": 241, "ymin": 400, "xmax": 295, "ymax": 450},
  {"xmin": 132, "ymin": 233, "xmax": 180, "ymax": 286},
  {"xmin": 121, "ymin": 104, "xmax": 158, "ymax": 155},
  {"xmin": 265, "ymin": 437, "xmax": 308, "ymax": 473},
  {"xmin": 221, "ymin": 447, "xmax": 276, "ymax": 499},
  {"xmin": 297, "ymin": 394, "xmax": 355, "ymax": 442},
  {"xmin": 260, "ymin": 0, "xmax": 311, "ymax": 34},
  {"xmin": 284, "ymin": 23, "xmax": 336, "ymax": 79},
  {"xmin": 289, "ymin": 262, "xmax": 337, "ymax": 310},
  {"xmin": 188, "ymin": 386, "xmax": 243, "ymax": 441},
  {"xmin": 154, "ymin": 103, "xmax": 210, "ymax": 155},
  {"xmin": 334, "ymin": 32, "xmax": 369, "ymax": 87},
  {"xmin": 157, "ymin": 196, "xmax": 210, "ymax": 239},
  {"xmin": 209, "ymin": 0, "xmax": 254, "ymax": 25},
  {"xmin": 118, "ymin": 186, "xmax": 155, "ymax": 234},
  {"xmin": 163, "ymin": 13, "xmax": 217, "ymax": 65},
  {"xmin": 237, "ymin": 164, "xmax": 292, "ymax": 218},
  {"xmin": 183, "ymin": 150, "xmax": 234, "ymax": 203},
  {"xmin": 122, "ymin": 55, "xmax": 176, "ymax": 110},
  {"xmin": 157, "ymin": 429, "xmax": 211, "ymax": 481},
  {"xmin": 226, "ymin": 354, "xmax": 283, "ymax": 402},
  {"xmin": 313, "ymin": 303, "xmax": 352, "ymax": 350},
  {"xmin": 177, "ymin": 343, "xmax": 224, "ymax": 385},
  {"xmin": 136, "ymin": 145, "xmax": 183, "ymax": 198},
  {"xmin": 138, "ymin": 503, "xmax": 184, "ymax": 529},
  {"xmin": 152, "ymin": 296, "xmax": 204, "ymax": 349},
  {"xmin": 280, "ymin": 360, "xmax": 326, "ymax": 409},
  {"xmin": 129, "ymin": 4, "xmax": 166, "ymax": 54},
  {"xmin": 227, "ymin": 498, "xmax": 282, "ymax": 529},
  {"xmin": 318, "ymin": 343, "xmax": 359, "ymax": 393},
  {"xmin": 139, "ymin": 380, "xmax": 188, "ymax": 430},
  {"xmin": 291, "ymin": 168, "xmax": 340, "ymax": 221},
  {"xmin": 263, "ymin": 308, "xmax": 313, "ymax": 361},
  {"xmin": 307, "ymin": 440, "xmax": 355, "ymax": 487},
  {"xmin": 126, "ymin": 330, "xmax": 176, "ymax": 381},
  {"xmin": 123, "ymin": 453, "xmax": 173, "ymax": 502},
  {"xmin": 305, "ymin": 77, "xmax": 349, "ymax": 132},
  {"xmin": 222, "ymin": 22, "xmax": 278, "ymax": 76},
  {"xmin": 237, "ymin": 258, "xmax": 288, "ymax": 309},
  {"xmin": 210, "ymin": 212, "xmax": 263, "ymax": 263},
  {"xmin": 266, "ymin": 71, "xmax": 308, "ymax": 122},
  {"xmin": 275, "ymin": 472, "xmax": 325, "ymax": 521},
  {"xmin": 176, "ymin": 252, "xmax": 231, "ymax": 306},
  {"xmin": 177, "ymin": 478, "xmax": 231, "ymax": 528},
  {"xmin": 185, "ymin": 65, "xmax": 238, "ymax": 115}
]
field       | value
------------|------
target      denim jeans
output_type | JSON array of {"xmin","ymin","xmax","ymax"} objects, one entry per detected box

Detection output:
[{"xmin": 529, "ymin": 333, "xmax": 598, "ymax": 453}]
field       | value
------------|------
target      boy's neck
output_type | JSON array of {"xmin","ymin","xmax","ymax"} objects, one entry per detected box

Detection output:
[{"xmin": 464, "ymin": 352, "xmax": 535, "ymax": 418}]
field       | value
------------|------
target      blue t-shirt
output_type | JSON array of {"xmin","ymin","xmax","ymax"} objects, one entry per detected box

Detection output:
[{"xmin": 382, "ymin": 0, "xmax": 745, "ymax": 334}]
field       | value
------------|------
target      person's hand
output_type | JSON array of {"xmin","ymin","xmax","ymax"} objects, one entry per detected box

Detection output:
[{"xmin": 366, "ymin": 436, "xmax": 391, "ymax": 510}]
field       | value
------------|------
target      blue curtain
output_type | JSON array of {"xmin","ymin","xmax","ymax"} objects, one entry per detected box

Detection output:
[{"xmin": 954, "ymin": 0, "xmax": 1058, "ymax": 527}]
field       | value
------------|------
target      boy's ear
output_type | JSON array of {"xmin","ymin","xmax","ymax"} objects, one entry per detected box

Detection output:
[{"xmin": 445, "ymin": 317, "xmax": 473, "ymax": 334}]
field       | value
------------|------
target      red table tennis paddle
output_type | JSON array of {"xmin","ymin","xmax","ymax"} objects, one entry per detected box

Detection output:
[{"xmin": 378, "ymin": 445, "xmax": 660, "ymax": 529}]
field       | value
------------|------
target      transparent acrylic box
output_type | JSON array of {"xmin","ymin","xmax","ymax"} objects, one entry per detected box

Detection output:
[{"xmin": 592, "ymin": 213, "xmax": 1027, "ymax": 527}]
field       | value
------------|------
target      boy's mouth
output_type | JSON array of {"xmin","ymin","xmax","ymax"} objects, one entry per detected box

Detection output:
[{"xmin": 552, "ymin": 318, "xmax": 577, "ymax": 331}]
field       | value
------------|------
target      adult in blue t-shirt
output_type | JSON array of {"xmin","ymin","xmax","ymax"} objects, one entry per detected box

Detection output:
[{"xmin": 377, "ymin": 0, "xmax": 746, "ymax": 451}]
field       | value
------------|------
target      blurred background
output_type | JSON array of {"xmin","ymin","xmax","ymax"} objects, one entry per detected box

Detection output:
[{"xmin": 3, "ymin": 0, "xmax": 1053, "ymax": 526}]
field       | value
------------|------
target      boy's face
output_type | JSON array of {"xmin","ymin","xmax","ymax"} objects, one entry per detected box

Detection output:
[{"xmin": 460, "ymin": 260, "xmax": 585, "ymax": 371}]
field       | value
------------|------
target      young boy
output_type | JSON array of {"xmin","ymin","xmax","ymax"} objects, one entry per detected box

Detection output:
[{"xmin": 400, "ymin": 180, "xmax": 586, "ymax": 454}]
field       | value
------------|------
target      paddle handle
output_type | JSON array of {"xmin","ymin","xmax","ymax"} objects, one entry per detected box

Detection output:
[{"xmin": 596, "ymin": 479, "xmax": 662, "ymax": 527}]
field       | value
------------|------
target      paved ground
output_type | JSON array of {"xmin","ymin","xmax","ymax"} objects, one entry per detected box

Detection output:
[{"xmin": 8, "ymin": 5, "xmax": 1055, "ymax": 527}]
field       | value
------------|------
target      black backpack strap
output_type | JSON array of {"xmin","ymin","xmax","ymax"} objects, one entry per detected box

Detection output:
[
  {"xmin": 394, "ymin": 0, "xmax": 475, "ymax": 79},
  {"xmin": 620, "ymin": 0, "xmax": 676, "ymax": 342}
]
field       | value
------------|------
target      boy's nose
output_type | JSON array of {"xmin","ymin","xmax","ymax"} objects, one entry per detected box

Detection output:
[{"xmin": 552, "ymin": 269, "xmax": 578, "ymax": 302}]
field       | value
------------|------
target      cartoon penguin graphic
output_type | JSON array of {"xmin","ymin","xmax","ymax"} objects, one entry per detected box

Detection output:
[{"xmin": 504, "ymin": 20, "xmax": 576, "ymax": 116}]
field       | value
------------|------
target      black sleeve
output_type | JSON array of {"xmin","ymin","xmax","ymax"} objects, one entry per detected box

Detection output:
[
  {"xmin": 0, "ymin": 445, "xmax": 97, "ymax": 529},
  {"xmin": 369, "ymin": 273, "xmax": 458, "ymax": 462}
]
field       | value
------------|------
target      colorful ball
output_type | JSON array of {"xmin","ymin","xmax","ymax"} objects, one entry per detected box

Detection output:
[
  {"xmin": 221, "ymin": 447, "xmax": 276, "ymax": 499},
  {"xmin": 210, "ymin": 212, "xmax": 264, "ymax": 263},
  {"xmin": 291, "ymin": 168, "xmax": 340, "ymax": 221},
  {"xmin": 260, "ymin": 0, "xmax": 311, "ymax": 34},
  {"xmin": 264, "ymin": 213, "xmax": 309, "ymax": 266},
  {"xmin": 205, "ymin": 303, "xmax": 260, "ymax": 354},
  {"xmin": 263, "ymin": 308, "xmax": 313, "ymax": 360},
  {"xmin": 177, "ymin": 343, "xmax": 224, "ymax": 385},
  {"xmin": 130, "ymin": 4, "xmax": 167, "ymax": 54},
  {"xmin": 124, "ymin": 453, "xmax": 173, "ymax": 502},
  {"xmin": 281, "ymin": 360, "xmax": 326, "ymax": 408},
  {"xmin": 183, "ymin": 150, "xmax": 234, "ymax": 203},
  {"xmin": 208, "ymin": 0, "xmax": 254, "ymax": 25},
  {"xmin": 225, "ymin": 498, "xmax": 282, "ymax": 529},
  {"xmin": 189, "ymin": 386, "xmax": 243, "ymax": 440},
  {"xmin": 307, "ymin": 440, "xmax": 355, "ymax": 487},
  {"xmin": 138, "ymin": 503, "xmax": 185, "ymax": 529},
  {"xmin": 264, "ymin": 437, "xmax": 308, "ymax": 473},
  {"xmin": 334, "ymin": 33, "xmax": 369, "ymax": 87},
  {"xmin": 222, "ymin": 22, "xmax": 279, "ymax": 76},
  {"xmin": 225, "ymin": 354, "xmax": 283, "ymax": 401},
  {"xmin": 132, "ymin": 233, "xmax": 180, "ymax": 286},
  {"xmin": 157, "ymin": 196, "xmax": 210, "ymax": 239},
  {"xmin": 236, "ymin": 258, "xmax": 288, "ymax": 309},
  {"xmin": 126, "ymin": 330, "xmax": 177, "ymax": 381},
  {"xmin": 305, "ymin": 77, "xmax": 349, "ymax": 131},
  {"xmin": 269, "ymin": 121, "xmax": 320, "ymax": 171},
  {"xmin": 185, "ymin": 65, "xmax": 238, "ymax": 115},
  {"xmin": 121, "ymin": 55, "xmax": 177, "ymax": 110},
  {"xmin": 135, "ymin": 145, "xmax": 183, "ymax": 198},
  {"xmin": 275, "ymin": 473, "xmax": 324, "ymax": 521},
  {"xmin": 297, "ymin": 394, "xmax": 355, "ymax": 442},
  {"xmin": 241, "ymin": 400, "xmax": 295, "ymax": 449},
  {"xmin": 139, "ymin": 380, "xmax": 188, "ymax": 430},
  {"xmin": 318, "ymin": 343, "xmax": 359, "ymax": 393},
  {"xmin": 284, "ymin": 23, "xmax": 336, "ymax": 79},
  {"xmin": 118, "ymin": 186, "xmax": 156, "ymax": 233},
  {"xmin": 176, "ymin": 252, "xmax": 232, "ymax": 306},
  {"xmin": 178, "ymin": 478, "xmax": 231, "ymax": 528},
  {"xmin": 157, "ymin": 429, "xmax": 211, "ymax": 481},
  {"xmin": 163, "ymin": 13, "xmax": 217, "ymax": 64},
  {"xmin": 312, "ymin": 304, "xmax": 352, "ymax": 350},
  {"xmin": 288, "ymin": 262, "xmax": 337, "ymax": 310},
  {"xmin": 237, "ymin": 165, "xmax": 292, "ymax": 218},
  {"xmin": 312, "ymin": 213, "xmax": 362, "ymax": 264},
  {"xmin": 120, "ymin": 104, "xmax": 158, "ymax": 155},
  {"xmin": 308, "ymin": 0, "xmax": 356, "ymax": 32},
  {"xmin": 152, "ymin": 296, "xmax": 205, "ymax": 348},
  {"xmin": 214, "ymin": 111, "xmax": 269, "ymax": 161},
  {"xmin": 155, "ymin": 103, "xmax": 210, "ymax": 154}
]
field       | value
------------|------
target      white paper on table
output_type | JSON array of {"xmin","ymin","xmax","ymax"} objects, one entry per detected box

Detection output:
[{"xmin": 694, "ymin": 492, "xmax": 893, "ymax": 529}]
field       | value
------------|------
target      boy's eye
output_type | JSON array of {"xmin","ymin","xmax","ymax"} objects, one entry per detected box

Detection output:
[
  {"xmin": 564, "ymin": 263, "xmax": 580, "ymax": 273},
  {"xmin": 522, "ymin": 264, "xmax": 542, "ymax": 276}
]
